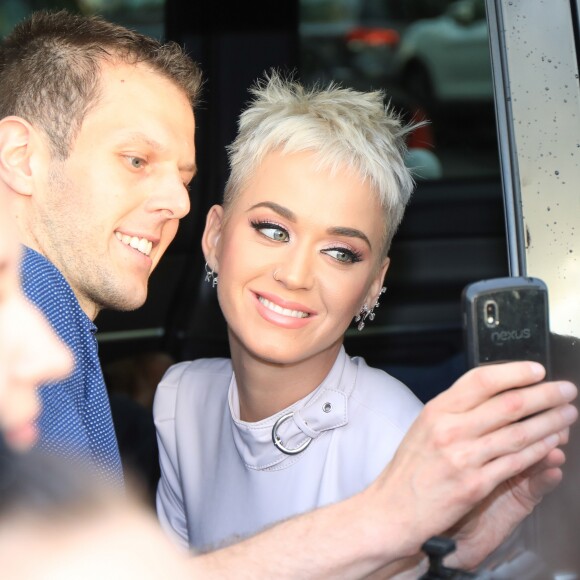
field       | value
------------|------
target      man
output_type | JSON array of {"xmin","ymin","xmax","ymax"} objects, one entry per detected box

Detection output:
[
  {"xmin": 1, "ymin": 9, "xmax": 198, "ymax": 485},
  {"xmin": 0, "ymin": 9, "xmax": 576, "ymax": 577}
]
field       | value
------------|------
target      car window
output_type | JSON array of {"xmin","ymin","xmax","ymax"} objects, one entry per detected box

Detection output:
[
  {"xmin": 0, "ymin": 0, "xmax": 164, "ymax": 39},
  {"xmin": 300, "ymin": 0, "xmax": 499, "ymax": 181},
  {"xmin": 360, "ymin": 0, "xmax": 455, "ymax": 21}
]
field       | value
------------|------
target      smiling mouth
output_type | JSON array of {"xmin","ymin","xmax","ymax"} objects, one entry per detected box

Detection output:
[
  {"xmin": 115, "ymin": 232, "xmax": 153, "ymax": 257},
  {"xmin": 258, "ymin": 296, "xmax": 310, "ymax": 318}
]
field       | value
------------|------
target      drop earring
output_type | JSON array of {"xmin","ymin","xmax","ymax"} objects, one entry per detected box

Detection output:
[
  {"xmin": 204, "ymin": 262, "xmax": 218, "ymax": 287},
  {"xmin": 354, "ymin": 286, "xmax": 386, "ymax": 331}
]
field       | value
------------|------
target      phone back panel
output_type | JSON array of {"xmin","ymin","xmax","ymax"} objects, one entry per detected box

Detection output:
[{"xmin": 462, "ymin": 277, "xmax": 550, "ymax": 373}]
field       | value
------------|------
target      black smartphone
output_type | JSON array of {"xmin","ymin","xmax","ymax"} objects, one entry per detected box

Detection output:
[{"xmin": 461, "ymin": 276, "xmax": 551, "ymax": 377}]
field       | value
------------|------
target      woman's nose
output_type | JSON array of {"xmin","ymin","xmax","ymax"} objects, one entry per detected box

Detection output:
[{"xmin": 273, "ymin": 246, "xmax": 315, "ymax": 290}]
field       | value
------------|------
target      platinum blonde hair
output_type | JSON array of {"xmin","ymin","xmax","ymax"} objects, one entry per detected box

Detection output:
[{"xmin": 224, "ymin": 70, "xmax": 419, "ymax": 256}]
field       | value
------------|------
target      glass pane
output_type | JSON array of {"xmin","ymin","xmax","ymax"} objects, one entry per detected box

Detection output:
[
  {"xmin": 299, "ymin": 0, "xmax": 499, "ymax": 181},
  {"xmin": 0, "ymin": 0, "xmax": 164, "ymax": 40}
]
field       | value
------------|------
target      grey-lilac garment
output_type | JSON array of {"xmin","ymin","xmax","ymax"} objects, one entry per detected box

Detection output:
[{"xmin": 155, "ymin": 346, "xmax": 423, "ymax": 551}]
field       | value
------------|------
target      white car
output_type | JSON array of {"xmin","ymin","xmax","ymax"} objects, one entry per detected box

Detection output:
[{"xmin": 394, "ymin": 0, "xmax": 493, "ymax": 105}]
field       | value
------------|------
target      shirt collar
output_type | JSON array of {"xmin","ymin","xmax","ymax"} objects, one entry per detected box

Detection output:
[{"xmin": 228, "ymin": 346, "xmax": 358, "ymax": 470}]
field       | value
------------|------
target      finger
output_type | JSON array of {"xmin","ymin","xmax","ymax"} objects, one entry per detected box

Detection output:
[
  {"xmin": 535, "ymin": 446, "xmax": 566, "ymax": 471},
  {"xmin": 527, "ymin": 448, "xmax": 566, "ymax": 498},
  {"xmin": 479, "ymin": 433, "xmax": 564, "ymax": 498},
  {"xmin": 466, "ymin": 380, "xmax": 577, "ymax": 434},
  {"xmin": 476, "ymin": 404, "xmax": 577, "ymax": 465},
  {"xmin": 432, "ymin": 361, "xmax": 547, "ymax": 413},
  {"xmin": 520, "ymin": 447, "xmax": 566, "ymax": 500},
  {"xmin": 558, "ymin": 426, "xmax": 570, "ymax": 446},
  {"xmin": 521, "ymin": 446, "xmax": 566, "ymax": 480},
  {"xmin": 529, "ymin": 467, "xmax": 564, "ymax": 498}
]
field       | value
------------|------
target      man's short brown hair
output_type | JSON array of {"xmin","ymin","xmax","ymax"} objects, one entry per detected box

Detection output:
[{"xmin": 0, "ymin": 9, "xmax": 202, "ymax": 159}]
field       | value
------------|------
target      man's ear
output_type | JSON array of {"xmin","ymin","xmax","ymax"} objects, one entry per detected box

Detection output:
[
  {"xmin": 0, "ymin": 117, "xmax": 41, "ymax": 196},
  {"xmin": 201, "ymin": 204, "xmax": 225, "ymax": 271},
  {"xmin": 365, "ymin": 257, "xmax": 390, "ymax": 310}
]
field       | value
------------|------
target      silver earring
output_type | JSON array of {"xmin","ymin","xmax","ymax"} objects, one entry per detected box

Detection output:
[
  {"xmin": 205, "ymin": 262, "xmax": 218, "ymax": 287},
  {"xmin": 354, "ymin": 286, "xmax": 386, "ymax": 331}
]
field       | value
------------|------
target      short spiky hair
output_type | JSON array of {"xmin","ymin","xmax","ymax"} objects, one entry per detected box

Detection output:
[
  {"xmin": 0, "ymin": 9, "xmax": 202, "ymax": 159},
  {"xmin": 224, "ymin": 70, "xmax": 417, "ymax": 256}
]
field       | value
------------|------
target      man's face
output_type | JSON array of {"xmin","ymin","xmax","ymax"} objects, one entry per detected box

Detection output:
[{"xmin": 26, "ymin": 61, "xmax": 196, "ymax": 319}]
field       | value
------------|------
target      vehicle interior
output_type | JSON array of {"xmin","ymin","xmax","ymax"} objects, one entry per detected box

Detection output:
[
  {"xmin": 93, "ymin": 0, "xmax": 508, "ymax": 400},
  {"xmin": 0, "ymin": 0, "xmax": 510, "ymax": 498},
  {"xmin": 6, "ymin": 0, "xmax": 580, "ymax": 575}
]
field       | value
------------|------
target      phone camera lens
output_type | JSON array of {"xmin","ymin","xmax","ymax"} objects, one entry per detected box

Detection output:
[{"xmin": 484, "ymin": 300, "xmax": 499, "ymax": 327}]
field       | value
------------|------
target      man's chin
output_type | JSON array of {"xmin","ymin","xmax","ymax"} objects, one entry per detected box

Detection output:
[{"xmin": 97, "ymin": 290, "xmax": 148, "ymax": 315}]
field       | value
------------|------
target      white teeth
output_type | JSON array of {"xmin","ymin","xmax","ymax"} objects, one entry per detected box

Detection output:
[
  {"xmin": 138, "ymin": 238, "xmax": 149, "ymax": 253},
  {"xmin": 258, "ymin": 296, "xmax": 309, "ymax": 318},
  {"xmin": 115, "ymin": 232, "xmax": 153, "ymax": 257}
]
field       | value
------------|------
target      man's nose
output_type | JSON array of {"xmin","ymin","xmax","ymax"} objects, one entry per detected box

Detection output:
[{"xmin": 147, "ymin": 176, "xmax": 191, "ymax": 219}]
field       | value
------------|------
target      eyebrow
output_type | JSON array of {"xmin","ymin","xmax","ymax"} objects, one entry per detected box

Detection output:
[
  {"xmin": 248, "ymin": 201, "xmax": 296, "ymax": 221},
  {"xmin": 247, "ymin": 201, "xmax": 372, "ymax": 249},
  {"xmin": 327, "ymin": 226, "xmax": 372, "ymax": 249}
]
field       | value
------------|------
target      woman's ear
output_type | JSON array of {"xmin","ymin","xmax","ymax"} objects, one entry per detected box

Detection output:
[
  {"xmin": 201, "ymin": 204, "xmax": 225, "ymax": 271},
  {"xmin": 365, "ymin": 257, "xmax": 390, "ymax": 309},
  {"xmin": 0, "ymin": 117, "xmax": 40, "ymax": 196}
]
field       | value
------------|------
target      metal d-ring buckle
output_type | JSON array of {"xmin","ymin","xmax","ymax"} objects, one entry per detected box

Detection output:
[{"xmin": 272, "ymin": 411, "xmax": 313, "ymax": 455}]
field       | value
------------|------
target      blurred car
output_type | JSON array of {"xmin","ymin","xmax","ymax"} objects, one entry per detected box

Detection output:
[
  {"xmin": 393, "ymin": 0, "xmax": 493, "ymax": 106},
  {"xmin": 299, "ymin": 0, "xmax": 456, "ymax": 89}
]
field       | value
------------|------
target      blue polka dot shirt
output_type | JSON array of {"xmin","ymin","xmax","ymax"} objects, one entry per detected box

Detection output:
[{"xmin": 20, "ymin": 247, "xmax": 124, "ymax": 488}]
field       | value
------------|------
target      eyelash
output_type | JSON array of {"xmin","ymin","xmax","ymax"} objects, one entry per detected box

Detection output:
[
  {"xmin": 323, "ymin": 246, "xmax": 363, "ymax": 264},
  {"xmin": 250, "ymin": 220, "xmax": 289, "ymax": 242},
  {"xmin": 249, "ymin": 219, "xmax": 363, "ymax": 264}
]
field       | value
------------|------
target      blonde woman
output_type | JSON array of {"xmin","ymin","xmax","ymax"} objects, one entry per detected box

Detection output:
[{"xmin": 155, "ymin": 72, "xmax": 577, "ymax": 575}]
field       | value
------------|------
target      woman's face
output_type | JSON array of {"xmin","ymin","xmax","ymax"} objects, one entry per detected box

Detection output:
[
  {"xmin": 204, "ymin": 150, "xmax": 389, "ymax": 370},
  {"xmin": 0, "ymin": 198, "xmax": 73, "ymax": 451}
]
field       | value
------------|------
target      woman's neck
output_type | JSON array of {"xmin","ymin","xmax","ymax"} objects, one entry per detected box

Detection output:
[{"xmin": 229, "ymin": 334, "xmax": 343, "ymax": 422}]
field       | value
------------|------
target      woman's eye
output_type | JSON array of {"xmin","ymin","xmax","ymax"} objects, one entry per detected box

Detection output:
[
  {"xmin": 262, "ymin": 227, "xmax": 289, "ymax": 242},
  {"xmin": 252, "ymin": 222, "xmax": 289, "ymax": 242},
  {"xmin": 323, "ymin": 248, "xmax": 361, "ymax": 264}
]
